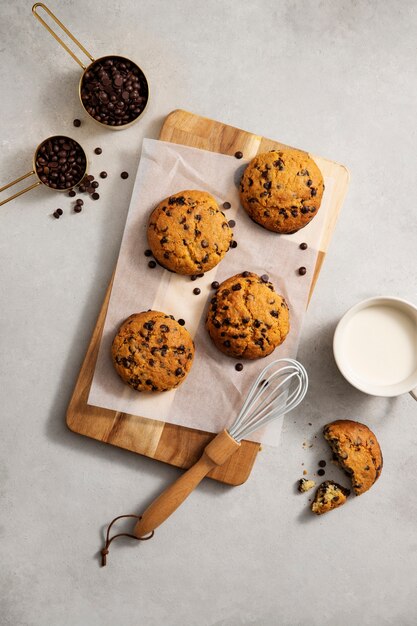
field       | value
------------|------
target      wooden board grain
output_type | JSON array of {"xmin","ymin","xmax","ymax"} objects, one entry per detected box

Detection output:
[{"xmin": 66, "ymin": 109, "xmax": 349, "ymax": 485}]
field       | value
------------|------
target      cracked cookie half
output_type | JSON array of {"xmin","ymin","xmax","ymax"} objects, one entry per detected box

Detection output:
[
  {"xmin": 323, "ymin": 420, "xmax": 383, "ymax": 495},
  {"xmin": 311, "ymin": 480, "xmax": 351, "ymax": 515},
  {"xmin": 147, "ymin": 190, "xmax": 233, "ymax": 275},
  {"xmin": 112, "ymin": 311, "xmax": 194, "ymax": 392},
  {"xmin": 206, "ymin": 272, "xmax": 290, "ymax": 359},
  {"xmin": 239, "ymin": 149, "xmax": 324, "ymax": 234}
]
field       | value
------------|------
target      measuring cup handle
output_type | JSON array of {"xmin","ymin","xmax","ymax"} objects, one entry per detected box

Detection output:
[
  {"xmin": 0, "ymin": 171, "xmax": 41, "ymax": 207},
  {"xmin": 410, "ymin": 388, "xmax": 417, "ymax": 402},
  {"xmin": 32, "ymin": 3, "xmax": 95, "ymax": 70}
]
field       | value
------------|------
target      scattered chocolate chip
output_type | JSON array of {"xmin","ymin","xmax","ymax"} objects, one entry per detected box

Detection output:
[
  {"xmin": 68, "ymin": 190, "xmax": 76, "ymax": 197},
  {"xmin": 211, "ymin": 281, "xmax": 219, "ymax": 290},
  {"xmin": 197, "ymin": 273, "xmax": 204, "ymax": 278},
  {"xmin": 298, "ymin": 267, "xmax": 307, "ymax": 276},
  {"xmin": 234, "ymin": 151, "xmax": 243, "ymax": 159},
  {"xmin": 121, "ymin": 171, "xmax": 129, "ymax": 179},
  {"xmin": 86, "ymin": 175, "xmax": 94, "ymax": 182},
  {"xmin": 261, "ymin": 274, "xmax": 269, "ymax": 283},
  {"xmin": 193, "ymin": 288, "xmax": 201, "ymax": 295},
  {"xmin": 317, "ymin": 469, "xmax": 325, "ymax": 476},
  {"xmin": 76, "ymin": 198, "xmax": 83, "ymax": 205},
  {"xmin": 92, "ymin": 192, "xmax": 100, "ymax": 200},
  {"xmin": 53, "ymin": 211, "xmax": 60, "ymax": 219},
  {"xmin": 74, "ymin": 205, "xmax": 82, "ymax": 213},
  {"xmin": 228, "ymin": 220, "xmax": 236, "ymax": 228},
  {"xmin": 230, "ymin": 240, "xmax": 238, "ymax": 248},
  {"xmin": 191, "ymin": 275, "xmax": 198, "ymax": 281},
  {"xmin": 223, "ymin": 201, "xmax": 231, "ymax": 209},
  {"xmin": 100, "ymin": 171, "xmax": 108, "ymax": 179},
  {"xmin": 91, "ymin": 181, "xmax": 99, "ymax": 189},
  {"xmin": 148, "ymin": 260, "xmax": 156, "ymax": 268},
  {"xmin": 94, "ymin": 147, "xmax": 102, "ymax": 155},
  {"xmin": 235, "ymin": 363, "xmax": 243, "ymax": 372},
  {"xmin": 73, "ymin": 119, "xmax": 81, "ymax": 127},
  {"xmin": 318, "ymin": 460, "xmax": 326, "ymax": 468},
  {"xmin": 300, "ymin": 242, "xmax": 308, "ymax": 250},
  {"xmin": 78, "ymin": 185, "xmax": 86, "ymax": 193},
  {"xmin": 178, "ymin": 319, "xmax": 185, "ymax": 326},
  {"xmin": 144, "ymin": 249, "xmax": 152, "ymax": 257},
  {"xmin": 56, "ymin": 208, "xmax": 63, "ymax": 216}
]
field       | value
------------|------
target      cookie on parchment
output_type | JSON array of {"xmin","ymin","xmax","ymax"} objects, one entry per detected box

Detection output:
[
  {"xmin": 147, "ymin": 190, "xmax": 233, "ymax": 275},
  {"xmin": 239, "ymin": 149, "xmax": 324, "ymax": 234},
  {"xmin": 112, "ymin": 311, "xmax": 194, "ymax": 392},
  {"xmin": 206, "ymin": 272, "xmax": 290, "ymax": 359},
  {"xmin": 323, "ymin": 420, "xmax": 383, "ymax": 495}
]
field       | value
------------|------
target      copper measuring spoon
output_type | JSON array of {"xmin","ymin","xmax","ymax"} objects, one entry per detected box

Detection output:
[
  {"xmin": 0, "ymin": 135, "xmax": 88, "ymax": 207},
  {"xmin": 32, "ymin": 3, "xmax": 149, "ymax": 130}
]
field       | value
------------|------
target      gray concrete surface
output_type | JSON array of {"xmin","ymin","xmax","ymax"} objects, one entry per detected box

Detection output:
[{"xmin": 1, "ymin": 1, "xmax": 416, "ymax": 625}]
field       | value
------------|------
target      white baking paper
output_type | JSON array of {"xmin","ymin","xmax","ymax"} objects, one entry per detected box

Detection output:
[{"xmin": 88, "ymin": 139, "xmax": 331, "ymax": 445}]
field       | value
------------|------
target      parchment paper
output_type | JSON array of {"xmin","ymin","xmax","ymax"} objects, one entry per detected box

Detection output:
[{"xmin": 88, "ymin": 139, "xmax": 331, "ymax": 445}]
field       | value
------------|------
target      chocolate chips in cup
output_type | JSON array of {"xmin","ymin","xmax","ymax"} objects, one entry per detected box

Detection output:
[
  {"xmin": 80, "ymin": 56, "xmax": 149, "ymax": 127},
  {"xmin": 35, "ymin": 136, "xmax": 87, "ymax": 190}
]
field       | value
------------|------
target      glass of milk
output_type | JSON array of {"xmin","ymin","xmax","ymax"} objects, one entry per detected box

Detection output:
[{"xmin": 333, "ymin": 297, "xmax": 417, "ymax": 399}]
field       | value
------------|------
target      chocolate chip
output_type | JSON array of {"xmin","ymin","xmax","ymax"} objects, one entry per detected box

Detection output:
[
  {"xmin": 100, "ymin": 171, "xmax": 107, "ymax": 179},
  {"xmin": 300, "ymin": 242, "xmax": 308, "ymax": 250},
  {"xmin": 201, "ymin": 240, "xmax": 209, "ymax": 248},
  {"xmin": 76, "ymin": 198, "xmax": 84, "ymax": 205},
  {"xmin": 121, "ymin": 171, "xmax": 129, "ymax": 179},
  {"xmin": 306, "ymin": 179, "xmax": 312, "ymax": 187},
  {"xmin": 144, "ymin": 249, "xmax": 152, "ymax": 257},
  {"xmin": 261, "ymin": 274, "xmax": 269, "ymax": 283},
  {"xmin": 223, "ymin": 340, "xmax": 231, "ymax": 347},
  {"xmin": 86, "ymin": 175, "xmax": 94, "ymax": 182},
  {"xmin": 92, "ymin": 193, "xmax": 100, "ymax": 200},
  {"xmin": 178, "ymin": 319, "xmax": 185, "ymax": 326},
  {"xmin": 193, "ymin": 288, "xmax": 201, "ymax": 295},
  {"xmin": 68, "ymin": 190, "xmax": 76, "ymax": 197},
  {"xmin": 160, "ymin": 324, "xmax": 169, "ymax": 332},
  {"xmin": 270, "ymin": 310, "xmax": 279, "ymax": 318},
  {"xmin": 317, "ymin": 469, "xmax": 325, "ymax": 476},
  {"xmin": 91, "ymin": 181, "xmax": 99, "ymax": 189},
  {"xmin": 175, "ymin": 367, "xmax": 183, "ymax": 376},
  {"xmin": 148, "ymin": 260, "xmax": 156, "ymax": 268},
  {"xmin": 78, "ymin": 185, "xmax": 86, "ymax": 193},
  {"xmin": 298, "ymin": 267, "xmax": 307, "ymax": 276},
  {"xmin": 94, "ymin": 147, "xmax": 102, "ymax": 155},
  {"xmin": 73, "ymin": 119, "xmax": 81, "ymax": 127},
  {"xmin": 318, "ymin": 460, "xmax": 326, "ymax": 467},
  {"xmin": 74, "ymin": 205, "xmax": 82, "ymax": 213},
  {"xmin": 230, "ymin": 240, "xmax": 238, "ymax": 248},
  {"xmin": 232, "ymin": 283, "xmax": 241, "ymax": 291},
  {"xmin": 35, "ymin": 136, "xmax": 86, "ymax": 190},
  {"xmin": 80, "ymin": 57, "xmax": 148, "ymax": 127},
  {"xmin": 234, "ymin": 151, "xmax": 243, "ymax": 159},
  {"xmin": 191, "ymin": 275, "xmax": 197, "ymax": 281},
  {"xmin": 211, "ymin": 281, "xmax": 219, "ymax": 290},
  {"xmin": 223, "ymin": 201, "xmax": 231, "ymax": 209},
  {"xmin": 311, "ymin": 188, "xmax": 317, "ymax": 196},
  {"xmin": 235, "ymin": 363, "xmax": 243, "ymax": 372},
  {"xmin": 56, "ymin": 208, "xmax": 63, "ymax": 216},
  {"xmin": 228, "ymin": 220, "xmax": 236, "ymax": 228},
  {"xmin": 53, "ymin": 211, "xmax": 60, "ymax": 219}
]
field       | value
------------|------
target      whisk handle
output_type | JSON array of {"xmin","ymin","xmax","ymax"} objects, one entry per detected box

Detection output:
[{"xmin": 134, "ymin": 430, "xmax": 240, "ymax": 538}]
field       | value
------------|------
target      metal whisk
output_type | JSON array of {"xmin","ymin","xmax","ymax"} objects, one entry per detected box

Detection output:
[{"xmin": 133, "ymin": 358, "xmax": 308, "ymax": 539}]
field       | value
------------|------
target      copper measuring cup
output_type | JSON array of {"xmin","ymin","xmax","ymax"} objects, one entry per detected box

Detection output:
[
  {"xmin": 32, "ymin": 3, "xmax": 149, "ymax": 130},
  {"xmin": 0, "ymin": 135, "xmax": 88, "ymax": 207}
]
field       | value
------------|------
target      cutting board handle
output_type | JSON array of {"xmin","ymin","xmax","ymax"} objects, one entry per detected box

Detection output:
[{"xmin": 134, "ymin": 430, "xmax": 241, "ymax": 538}]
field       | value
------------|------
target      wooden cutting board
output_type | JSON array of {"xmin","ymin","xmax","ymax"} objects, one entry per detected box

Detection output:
[{"xmin": 66, "ymin": 109, "xmax": 349, "ymax": 485}]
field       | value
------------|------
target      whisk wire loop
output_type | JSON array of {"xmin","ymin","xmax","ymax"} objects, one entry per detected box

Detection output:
[{"xmin": 228, "ymin": 358, "xmax": 308, "ymax": 442}]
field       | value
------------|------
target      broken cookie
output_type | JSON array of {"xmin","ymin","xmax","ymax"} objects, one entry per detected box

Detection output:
[
  {"xmin": 311, "ymin": 480, "xmax": 350, "ymax": 515},
  {"xmin": 298, "ymin": 478, "xmax": 315, "ymax": 493}
]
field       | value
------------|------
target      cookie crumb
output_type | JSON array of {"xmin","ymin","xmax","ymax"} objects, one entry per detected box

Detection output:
[{"xmin": 298, "ymin": 478, "xmax": 316, "ymax": 493}]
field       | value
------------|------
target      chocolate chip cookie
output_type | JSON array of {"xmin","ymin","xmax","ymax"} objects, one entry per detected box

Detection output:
[
  {"xmin": 311, "ymin": 480, "xmax": 351, "ymax": 515},
  {"xmin": 206, "ymin": 272, "xmax": 290, "ymax": 359},
  {"xmin": 112, "ymin": 311, "xmax": 195, "ymax": 392},
  {"xmin": 147, "ymin": 190, "xmax": 233, "ymax": 275},
  {"xmin": 239, "ymin": 149, "xmax": 324, "ymax": 234},
  {"xmin": 323, "ymin": 420, "xmax": 383, "ymax": 495}
]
